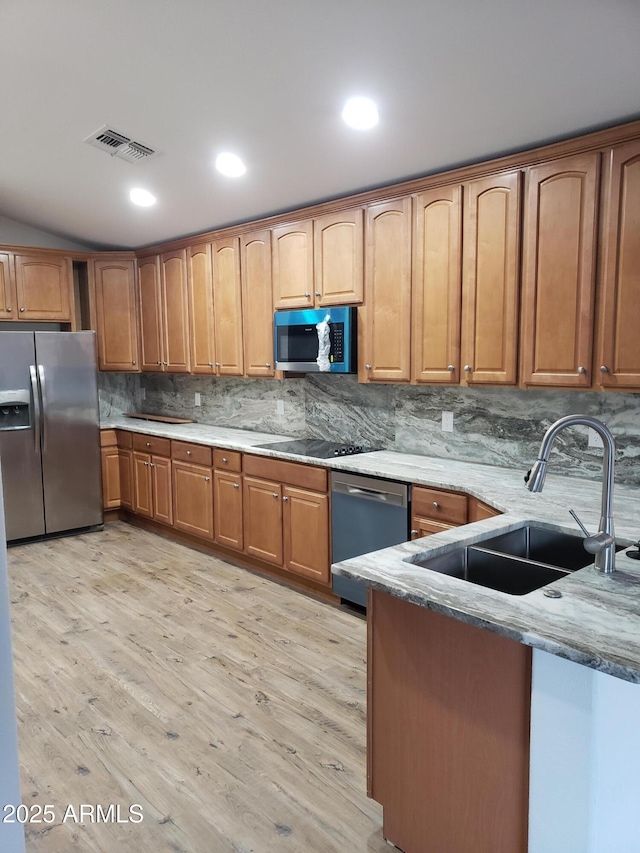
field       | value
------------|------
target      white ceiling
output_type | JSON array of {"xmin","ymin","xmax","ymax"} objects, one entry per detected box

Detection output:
[{"xmin": 1, "ymin": 0, "xmax": 639, "ymax": 251}]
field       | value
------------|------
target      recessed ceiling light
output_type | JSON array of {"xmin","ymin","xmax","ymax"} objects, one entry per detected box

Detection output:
[
  {"xmin": 215, "ymin": 152, "xmax": 246, "ymax": 177},
  {"xmin": 129, "ymin": 188, "xmax": 156, "ymax": 207},
  {"xmin": 342, "ymin": 97, "xmax": 379, "ymax": 130}
]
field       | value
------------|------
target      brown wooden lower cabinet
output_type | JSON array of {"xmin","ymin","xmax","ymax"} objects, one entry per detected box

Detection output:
[
  {"xmin": 101, "ymin": 446, "xmax": 121, "ymax": 509},
  {"xmin": 172, "ymin": 460, "xmax": 213, "ymax": 540},
  {"xmin": 133, "ymin": 450, "xmax": 172, "ymax": 524},
  {"xmin": 243, "ymin": 476, "xmax": 283, "ymax": 564},
  {"xmin": 368, "ymin": 589, "xmax": 531, "ymax": 853},
  {"xmin": 118, "ymin": 448, "xmax": 133, "ymax": 509},
  {"xmin": 283, "ymin": 486, "xmax": 329, "ymax": 583},
  {"xmin": 132, "ymin": 451, "xmax": 154, "ymax": 518},
  {"xmin": 214, "ymin": 469, "xmax": 243, "ymax": 550}
]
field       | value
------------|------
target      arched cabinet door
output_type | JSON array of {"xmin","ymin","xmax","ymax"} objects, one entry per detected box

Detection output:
[{"xmin": 520, "ymin": 152, "xmax": 599, "ymax": 387}]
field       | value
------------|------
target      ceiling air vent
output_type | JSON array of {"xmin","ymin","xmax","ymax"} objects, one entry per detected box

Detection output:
[{"xmin": 83, "ymin": 125, "xmax": 159, "ymax": 163}]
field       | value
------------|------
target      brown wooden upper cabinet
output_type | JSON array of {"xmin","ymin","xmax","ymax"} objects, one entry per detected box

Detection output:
[
  {"xmin": 139, "ymin": 252, "xmax": 191, "ymax": 372},
  {"xmin": 187, "ymin": 243, "xmax": 215, "ymax": 374},
  {"xmin": 0, "ymin": 253, "xmax": 15, "ymax": 319},
  {"xmin": 272, "ymin": 219, "xmax": 314, "ymax": 309},
  {"xmin": 520, "ymin": 152, "xmax": 600, "ymax": 387},
  {"xmin": 212, "ymin": 237, "xmax": 244, "ymax": 376},
  {"xmin": 597, "ymin": 139, "xmax": 640, "ymax": 389},
  {"xmin": 241, "ymin": 229, "xmax": 274, "ymax": 377},
  {"xmin": 462, "ymin": 171, "xmax": 521, "ymax": 385},
  {"xmin": 412, "ymin": 185, "xmax": 462, "ymax": 384},
  {"xmin": 313, "ymin": 208, "xmax": 364, "ymax": 306},
  {"xmin": 92, "ymin": 259, "xmax": 139, "ymax": 371},
  {"xmin": 272, "ymin": 209, "xmax": 364, "ymax": 310},
  {"xmin": 362, "ymin": 198, "xmax": 412, "ymax": 382},
  {"xmin": 13, "ymin": 253, "xmax": 72, "ymax": 320}
]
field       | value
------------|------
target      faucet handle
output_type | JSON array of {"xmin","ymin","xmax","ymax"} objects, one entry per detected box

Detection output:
[{"xmin": 569, "ymin": 508, "xmax": 591, "ymax": 537}]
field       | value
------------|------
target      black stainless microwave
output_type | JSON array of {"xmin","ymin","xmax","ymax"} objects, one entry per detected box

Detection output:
[{"xmin": 274, "ymin": 306, "xmax": 357, "ymax": 373}]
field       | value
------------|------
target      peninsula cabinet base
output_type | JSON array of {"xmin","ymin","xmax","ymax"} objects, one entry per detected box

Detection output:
[
  {"xmin": 367, "ymin": 589, "xmax": 531, "ymax": 853},
  {"xmin": 116, "ymin": 511, "xmax": 338, "ymax": 603}
]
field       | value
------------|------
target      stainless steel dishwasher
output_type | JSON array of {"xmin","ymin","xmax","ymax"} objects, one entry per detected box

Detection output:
[{"xmin": 331, "ymin": 471, "xmax": 410, "ymax": 607}]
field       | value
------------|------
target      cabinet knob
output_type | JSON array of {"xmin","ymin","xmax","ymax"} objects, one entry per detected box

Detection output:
[
  {"xmin": 463, "ymin": 365, "xmax": 472, "ymax": 372},
  {"xmin": 233, "ymin": 482, "xmax": 239, "ymax": 489},
  {"xmin": 272, "ymin": 492, "xmax": 278, "ymax": 498},
  {"xmin": 432, "ymin": 501, "xmax": 440, "ymax": 508},
  {"xmin": 411, "ymin": 529, "xmax": 419, "ymax": 536},
  {"xmin": 6, "ymin": 307, "xmax": 11, "ymax": 313},
  {"xmin": 215, "ymin": 362, "xmax": 221, "ymax": 368},
  {"xmin": 208, "ymin": 362, "xmax": 213, "ymax": 367},
  {"xmin": 204, "ymin": 476, "xmax": 210, "ymax": 482},
  {"xmin": 143, "ymin": 461, "xmax": 149, "ymax": 467},
  {"xmin": 265, "ymin": 363, "xmax": 271, "ymax": 368},
  {"xmin": 282, "ymin": 496, "xmax": 289, "ymax": 502},
  {"xmin": 222, "ymin": 457, "xmax": 228, "ymax": 463},
  {"xmin": 132, "ymin": 360, "xmax": 136, "ymax": 365},
  {"xmin": 146, "ymin": 442, "xmax": 151, "ymax": 447},
  {"xmin": 157, "ymin": 361, "xmax": 162, "ymax": 365},
  {"xmin": 365, "ymin": 364, "xmax": 372, "ymax": 371},
  {"xmin": 149, "ymin": 462, "xmax": 155, "ymax": 468},
  {"xmin": 304, "ymin": 292, "xmax": 311, "ymax": 299},
  {"xmin": 163, "ymin": 361, "xmax": 168, "ymax": 366},
  {"xmin": 315, "ymin": 291, "xmax": 321, "ymax": 298},
  {"xmin": 600, "ymin": 365, "xmax": 610, "ymax": 373},
  {"xmin": 577, "ymin": 366, "xmax": 587, "ymax": 374},
  {"xmin": 447, "ymin": 365, "xmax": 455, "ymax": 372},
  {"xmin": 186, "ymin": 450, "xmax": 192, "ymax": 456},
  {"xmin": 19, "ymin": 307, "xmax": 25, "ymax": 313}
]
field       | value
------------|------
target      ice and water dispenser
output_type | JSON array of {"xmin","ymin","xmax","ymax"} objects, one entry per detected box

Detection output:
[{"xmin": 0, "ymin": 390, "xmax": 31, "ymax": 430}]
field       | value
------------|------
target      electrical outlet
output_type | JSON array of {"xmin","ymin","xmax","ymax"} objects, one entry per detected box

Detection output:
[
  {"xmin": 441, "ymin": 411, "xmax": 454, "ymax": 432},
  {"xmin": 276, "ymin": 400, "xmax": 285, "ymax": 416},
  {"xmin": 140, "ymin": 388, "xmax": 146, "ymax": 400},
  {"xmin": 195, "ymin": 392, "xmax": 202, "ymax": 407},
  {"xmin": 588, "ymin": 427, "xmax": 604, "ymax": 449}
]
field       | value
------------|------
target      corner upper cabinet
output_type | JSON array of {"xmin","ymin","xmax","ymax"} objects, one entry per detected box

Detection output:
[
  {"xmin": 362, "ymin": 198, "xmax": 412, "ymax": 383},
  {"xmin": 13, "ymin": 253, "xmax": 72, "ymax": 320},
  {"xmin": 241, "ymin": 229, "xmax": 274, "ymax": 377},
  {"xmin": 212, "ymin": 237, "xmax": 244, "ymax": 376},
  {"xmin": 313, "ymin": 208, "xmax": 364, "ymax": 306},
  {"xmin": 187, "ymin": 243, "xmax": 215, "ymax": 374},
  {"xmin": 138, "ymin": 256, "xmax": 164, "ymax": 371},
  {"xmin": 0, "ymin": 253, "xmax": 16, "ymax": 318},
  {"xmin": 597, "ymin": 139, "xmax": 640, "ymax": 388},
  {"xmin": 461, "ymin": 171, "xmax": 521, "ymax": 385},
  {"xmin": 520, "ymin": 152, "xmax": 600, "ymax": 387},
  {"xmin": 272, "ymin": 220, "xmax": 314, "ymax": 309},
  {"xmin": 92, "ymin": 259, "xmax": 139, "ymax": 371},
  {"xmin": 160, "ymin": 249, "xmax": 191, "ymax": 373},
  {"xmin": 412, "ymin": 185, "xmax": 462, "ymax": 384}
]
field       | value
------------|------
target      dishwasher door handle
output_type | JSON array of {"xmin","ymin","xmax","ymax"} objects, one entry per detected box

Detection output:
[{"xmin": 346, "ymin": 486, "xmax": 389, "ymax": 501}]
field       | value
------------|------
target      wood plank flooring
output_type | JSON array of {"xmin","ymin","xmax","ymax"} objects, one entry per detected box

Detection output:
[{"xmin": 7, "ymin": 523, "xmax": 388, "ymax": 853}]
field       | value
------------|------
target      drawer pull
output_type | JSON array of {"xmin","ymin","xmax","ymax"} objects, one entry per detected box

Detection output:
[
  {"xmin": 186, "ymin": 450, "xmax": 192, "ymax": 456},
  {"xmin": 146, "ymin": 442, "xmax": 151, "ymax": 447},
  {"xmin": 222, "ymin": 457, "xmax": 228, "ymax": 463},
  {"xmin": 432, "ymin": 501, "xmax": 440, "ymax": 508}
]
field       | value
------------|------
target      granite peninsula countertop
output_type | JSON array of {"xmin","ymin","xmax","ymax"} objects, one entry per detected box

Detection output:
[{"xmin": 102, "ymin": 415, "xmax": 640, "ymax": 682}]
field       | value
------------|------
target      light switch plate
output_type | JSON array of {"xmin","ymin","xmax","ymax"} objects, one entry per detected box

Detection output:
[
  {"xmin": 195, "ymin": 392, "xmax": 202, "ymax": 407},
  {"xmin": 442, "ymin": 411, "xmax": 454, "ymax": 432},
  {"xmin": 588, "ymin": 427, "xmax": 604, "ymax": 449}
]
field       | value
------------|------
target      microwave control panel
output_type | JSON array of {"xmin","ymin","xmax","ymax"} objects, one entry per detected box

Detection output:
[{"xmin": 330, "ymin": 323, "xmax": 345, "ymax": 363}]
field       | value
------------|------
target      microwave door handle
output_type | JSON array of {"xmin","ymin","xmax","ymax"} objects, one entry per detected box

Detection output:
[
  {"xmin": 29, "ymin": 364, "xmax": 41, "ymax": 452},
  {"xmin": 37, "ymin": 364, "xmax": 47, "ymax": 453}
]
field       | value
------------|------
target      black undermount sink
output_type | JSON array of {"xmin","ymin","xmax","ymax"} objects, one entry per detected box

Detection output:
[{"xmin": 408, "ymin": 525, "xmax": 622, "ymax": 596}]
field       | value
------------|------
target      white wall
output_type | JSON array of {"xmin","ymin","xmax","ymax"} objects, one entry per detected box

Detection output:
[
  {"xmin": 0, "ymin": 214, "xmax": 93, "ymax": 251},
  {"xmin": 529, "ymin": 650, "xmax": 640, "ymax": 853}
]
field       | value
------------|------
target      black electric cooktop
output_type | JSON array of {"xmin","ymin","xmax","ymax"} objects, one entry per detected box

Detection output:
[{"xmin": 253, "ymin": 438, "xmax": 379, "ymax": 459}]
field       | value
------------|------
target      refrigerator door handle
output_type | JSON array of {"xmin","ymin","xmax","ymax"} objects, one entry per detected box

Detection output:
[
  {"xmin": 29, "ymin": 364, "xmax": 41, "ymax": 453},
  {"xmin": 37, "ymin": 364, "xmax": 47, "ymax": 453}
]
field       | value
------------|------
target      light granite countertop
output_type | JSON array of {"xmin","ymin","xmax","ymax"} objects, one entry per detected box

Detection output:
[{"xmin": 102, "ymin": 415, "xmax": 640, "ymax": 682}]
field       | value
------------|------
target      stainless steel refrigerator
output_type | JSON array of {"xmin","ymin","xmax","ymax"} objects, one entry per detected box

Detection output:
[{"xmin": 0, "ymin": 331, "xmax": 102, "ymax": 542}]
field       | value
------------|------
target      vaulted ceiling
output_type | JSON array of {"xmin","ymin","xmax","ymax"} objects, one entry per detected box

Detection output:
[{"xmin": 1, "ymin": 0, "xmax": 639, "ymax": 250}]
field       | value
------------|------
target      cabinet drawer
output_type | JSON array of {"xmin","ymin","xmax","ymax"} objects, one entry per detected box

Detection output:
[
  {"xmin": 116, "ymin": 429, "xmax": 133, "ymax": 449},
  {"xmin": 132, "ymin": 433, "xmax": 171, "ymax": 457},
  {"xmin": 244, "ymin": 454, "xmax": 327, "ymax": 492},
  {"xmin": 412, "ymin": 486, "xmax": 467, "ymax": 525},
  {"xmin": 213, "ymin": 449, "xmax": 242, "ymax": 472},
  {"xmin": 172, "ymin": 440, "xmax": 212, "ymax": 467},
  {"xmin": 100, "ymin": 429, "xmax": 118, "ymax": 448},
  {"xmin": 411, "ymin": 518, "xmax": 455, "ymax": 539}
]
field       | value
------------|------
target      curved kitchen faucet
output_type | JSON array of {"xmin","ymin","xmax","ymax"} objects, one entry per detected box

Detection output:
[{"xmin": 525, "ymin": 415, "xmax": 616, "ymax": 573}]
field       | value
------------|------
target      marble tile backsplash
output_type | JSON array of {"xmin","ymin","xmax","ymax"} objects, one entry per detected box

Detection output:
[{"xmin": 98, "ymin": 372, "xmax": 640, "ymax": 485}]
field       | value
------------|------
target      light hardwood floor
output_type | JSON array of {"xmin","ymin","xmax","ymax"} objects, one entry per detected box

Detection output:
[{"xmin": 7, "ymin": 522, "xmax": 388, "ymax": 853}]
